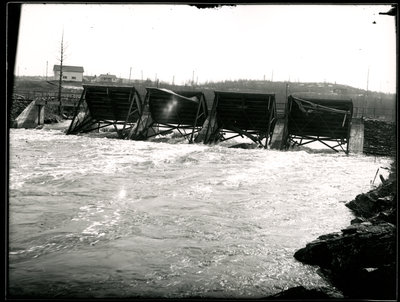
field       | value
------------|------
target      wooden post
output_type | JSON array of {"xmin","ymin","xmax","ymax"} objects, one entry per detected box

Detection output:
[
  {"xmin": 190, "ymin": 97, "xmax": 203, "ymax": 143},
  {"xmin": 37, "ymin": 105, "xmax": 41, "ymax": 125}
]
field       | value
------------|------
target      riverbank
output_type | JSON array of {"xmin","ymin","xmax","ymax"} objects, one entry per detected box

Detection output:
[{"xmin": 284, "ymin": 160, "xmax": 397, "ymax": 300}]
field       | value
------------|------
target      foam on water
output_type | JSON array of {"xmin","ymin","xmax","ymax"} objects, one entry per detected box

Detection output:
[{"xmin": 8, "ymin": 126, "xmax": 392, "ymax": 298}]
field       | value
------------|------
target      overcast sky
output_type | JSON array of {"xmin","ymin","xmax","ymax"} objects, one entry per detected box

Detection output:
[{"xmin": 14, "ymin": 3, "xmax": 396, "ymax": 93}]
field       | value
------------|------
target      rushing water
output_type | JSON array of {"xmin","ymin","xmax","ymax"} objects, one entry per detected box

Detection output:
[{"xmin": 8, "ymin": 122, "xmax": 392, "ymax": 298}]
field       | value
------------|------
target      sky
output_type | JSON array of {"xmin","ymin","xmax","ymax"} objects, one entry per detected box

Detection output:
[{"xmin": 13, "ymin": 3, "xmax": 397, "ymax": 93}]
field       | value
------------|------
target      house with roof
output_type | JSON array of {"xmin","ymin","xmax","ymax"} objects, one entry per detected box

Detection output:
[
  {"xmin": 53, "ymin": 65, "xmax": 84, "ymax": 82},
  {"xmin": 97, "ymin": 73, "xmax": 119, "ymax": 83},
  {"xmin": 83, "ymin": 75, "xmax": 97, "ymax": 83}
]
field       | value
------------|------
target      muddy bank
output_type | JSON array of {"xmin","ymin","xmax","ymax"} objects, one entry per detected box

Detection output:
[{"xmin": 291, "ymin": 161, "xmax": 397, "ymax": 299}]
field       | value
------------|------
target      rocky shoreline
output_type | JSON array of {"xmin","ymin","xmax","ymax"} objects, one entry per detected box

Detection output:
[{"xmin": 266, "ymin": 160, "xmax": 397, "ymax": 300}]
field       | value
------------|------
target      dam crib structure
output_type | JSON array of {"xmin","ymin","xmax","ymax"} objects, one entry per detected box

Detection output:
[
  {"xmin": 65, "ymin": 84, "xmax": 368, "ymax": 154},
  {"xmin": 197, "ymin": 91, "xmax": 277, "ymax": 148},
  {"xmin": 283, "ymin": 95, "xmax": 354, "ymax": 153},
  {"xmin": 128, "ymin": 88, "xmax": 208, "ymax": 142},
  {"xmin": 66, "ymin": 85, "xmax": 142, "ymax": 138}
]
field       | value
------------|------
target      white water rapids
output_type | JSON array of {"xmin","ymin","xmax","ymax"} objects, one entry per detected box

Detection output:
[{"xmin": 8, "ymin": 122, "xmax": 392, "ymax": 298}]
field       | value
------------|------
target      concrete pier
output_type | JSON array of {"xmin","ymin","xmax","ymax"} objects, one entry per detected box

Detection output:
[
  {"xmin": 270, "ymin": 118, "xmax": 287, "ymax": 150},
  {"xmin": 194, "ymin": 113, "xmax": 218, "ymax": 143},
  {"xmin": 127, "ymin": 106, "xmax": 156, "ymax": 139},
  {"xmin": 14, "ymin": 101, "xmax": 44, "ymax": 128},
  {"xmin": 348, "ymin": 118, "xmax": 364, "ymax": 154}
]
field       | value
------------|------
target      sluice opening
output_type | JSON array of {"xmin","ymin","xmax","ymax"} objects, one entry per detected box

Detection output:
[
  {"xmin": 198, "ymin": 91, "xmax": 277, "ymax": 148},
  {"xmin": 127, "ymin": 88, "xmax": 208, "ymax": 142},
  {"xmin": 66, "ymin": 84, "xmax": 143, "ymax": 138},
  {"xmin": 284, "ymin": 95, "xmax": 353, "ymax": 154}
]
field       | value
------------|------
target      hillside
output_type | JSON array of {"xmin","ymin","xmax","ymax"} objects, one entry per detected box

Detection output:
[{"xmin": 11, "ymin": 77, "xmax": 396, "ymax": 121}]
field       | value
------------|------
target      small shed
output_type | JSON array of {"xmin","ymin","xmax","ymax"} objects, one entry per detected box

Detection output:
[
  {"xmin": 284, "ymin": 95, "xmax": 353, "ymax": 153},
  {"xmin": 200, "ymin": 91, "xmax": 277, "ymax": 147},
  {"xmin": 66, "ymin": 84, "xmax": 142, "ymax": 138}
]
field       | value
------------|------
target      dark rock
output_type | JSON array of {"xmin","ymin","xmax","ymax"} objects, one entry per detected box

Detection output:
[
  {"xmin": 293, "ymin": 158, "xmax": 396, "ymax": 299},
  {"xmin": 377, "ymin": 195, "xmax": 395, "ymax": 205},
  {"xmin": 317, "ymin": 232, "xmax": 341, "ymax": 240},
  {"xmin": 350, "ymin": 217, "xmax": 367, "ymax": 224},
  {"xmin": 264, "ymin": 286, "xmax": 343, "ymax": 299},
  {"xmin": 44, "ymin": 118, "xmax": 58, "ymax": 124},
  {"xmin": 229, "ymin": 143, "xmax": 259, "ymax": 149},
  {"xmin": 346, "ymin": 193, "xmax": 376, "ymax": 217},
  {"xmin": 44, "ymin": 113, "xmax": 63, "ymax": 124},
  {"xmin": 294, "ymin": 240, "xmax": 332, "ymax": 267},
  {"xmin": 346, "ymin": 180, "xmax": 396, "ymax": 218},
  {"xmin": 294, "ymin": 222, "xmax": 396, "ymax": 299},
  {"xmin": 370, "ymin": 207, "xmax": 397, "ymax": 224},
  {"xmin": 340, "ymin": 225, "xmax": 359, "ymax": 235},
  {"xmin": 100, "ymin": 126, "xmax": 117, "ymax": 133},
  {"xmin": 348, "ymin": 263, "xmax": 397, "ymax": 299}
]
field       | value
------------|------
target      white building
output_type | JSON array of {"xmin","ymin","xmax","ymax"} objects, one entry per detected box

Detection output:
[{"xmin": 53, "ymin": 65, "xmax": 84, "ymax": 82}]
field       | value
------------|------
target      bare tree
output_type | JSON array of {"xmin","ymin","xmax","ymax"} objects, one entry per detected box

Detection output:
[{"xmin": 57, "ymin": 31, "xmax": 65, "ymax": 116}]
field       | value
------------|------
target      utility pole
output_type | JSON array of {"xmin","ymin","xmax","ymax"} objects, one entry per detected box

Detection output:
[
  {"xmin": 57, "ymin": 30, "xmax": 64, "ymax": 117},
  {"xmin": 46, "ymin": 61, "xmax": 48, "ymax": 81},
  {"xmin": 192, "ymin": 70, "xmax": 195, "ymax": 86},
  {"xmin": 365, "ymin": 66, "xmax": 370, "ymax": 117},
  {"xmin": 172, "ymin": 75, "xmax": 175, "ymax": 86},
  {"xmin": 141, "ymin": 70, "xmax": 143, "ymax": 82},
  {"xmin": 285, "ymin": 82, "xmax": 289, "ymax": 100},
  {"xmin": 271, "ymin": 70, "xmax": 273, "ymax": 82},
  {"xmin": 129, "ymin": 67, "xmax": 132, "ymax": 83},
  {"xmin": 285, "ymin": 82, "xmax": 290, "ymax": 119}
]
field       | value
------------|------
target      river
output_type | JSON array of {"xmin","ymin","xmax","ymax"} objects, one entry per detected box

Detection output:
[{"xmin": 8, "ymin": 122, "xmax": 392, "ymax": 298}]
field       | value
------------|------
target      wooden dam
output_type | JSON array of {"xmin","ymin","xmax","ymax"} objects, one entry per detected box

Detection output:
[
  {"xmin": 196, "ymin": 91, "xmax": 277, "ymax": 148},
  {"xmin": 127, "ymin": 88, "xmax": 208, "ymax": 142},
  {"xmin": 16, "ymin": 84, "xmax": 369, "ymax": 154},
  {"xmin": 67, "ymin": 85, "xmax": 143, "ymax": 138},
  {"xmin": 283, "ymin": 95, "xmax": 354, "ymax": 153}
]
